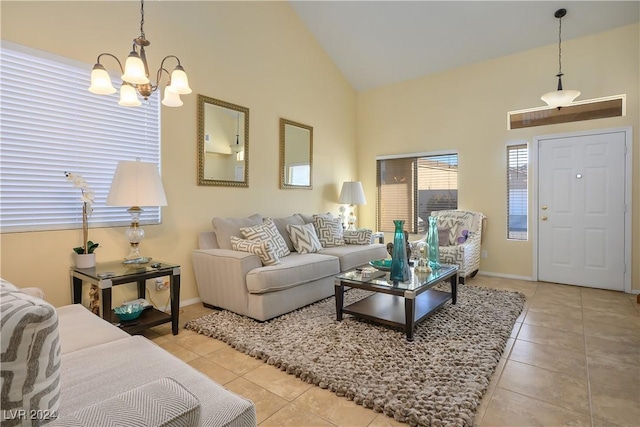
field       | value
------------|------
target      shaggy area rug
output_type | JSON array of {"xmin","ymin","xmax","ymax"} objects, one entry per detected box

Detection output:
[{"xmin": 186, "ymin": 283, "xmax": 525, "ymax": 427}]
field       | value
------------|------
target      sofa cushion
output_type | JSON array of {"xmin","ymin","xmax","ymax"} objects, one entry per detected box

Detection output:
[
  {"xmin": 1, "ymin": 281, "xmax": 61, "ymax": 425},
  {"xmin": 246, "ymin": 253, "xmax": 339, "ymax": 294},
  {"xmin": 298, "ymin": 212, "xmax": 333, "ymax": 224},
  {"xmin": 287, "ymin": 223, "xmax": 323, "ymax": 254},
  {"xmin": 319, "ymin": 243, "xmax": 388, "ymax": 272},
  {"xmin": 49, "ymin": 377, "xmax": 200, "ymax": 427},
  {"xmin": 231, "ymin": 236, "xmax": 280, "ymax": 266},
  {"xmin": 313, "ymin": 216, "xmax": 345, "ymax": 247},
  {"xmin": 211, "ymin": 213, "xmax": 262, "ymax": 250},
  {"xmin": 240, "ymin": 218, "xmax": 290, "ymax": 258},
  {"xmin": 57, "ymin": 336, "xmax": 256, "ymax": 426},
  {"xmin": 56, "ymin": 304, "xmax": 129, "ymax": 355},
  {"xmin": 343, "ymin": 229, "xmax": 373, "ymax": 245},
  {"xmin": 270, "ymin": 214, "xmax": 305, "ymax": 252}
]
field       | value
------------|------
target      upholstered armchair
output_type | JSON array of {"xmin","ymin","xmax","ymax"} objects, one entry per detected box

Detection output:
[{"xmin": 430, "ymin": 210, "xmax": 486, "ymax": 284}]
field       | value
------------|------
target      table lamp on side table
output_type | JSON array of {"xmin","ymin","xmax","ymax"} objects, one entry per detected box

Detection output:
[
  {"xmin": 339, "ymin": 181, "xmax": 366, "ymax": 231},
  {"xmin": 106, "ymin": 159, "xmax": 167, "ymax": 262}
]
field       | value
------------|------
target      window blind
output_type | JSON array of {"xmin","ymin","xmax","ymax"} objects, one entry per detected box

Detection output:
[
  {"xmin": 377, "ymin": 153, "xmax": 458, "ymax": 233},
  {"xmin": 507, "ymin": 144, "xmax": 528, "ymax": 240},
  {"xmin": 0, "ymin": 43, "xmax": 162, "ymax": 233}
]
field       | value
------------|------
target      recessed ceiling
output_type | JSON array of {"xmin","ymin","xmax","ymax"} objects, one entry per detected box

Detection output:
[{"xmin": 289, "ymin": 1, "xmax": 640, "ymax": 91}]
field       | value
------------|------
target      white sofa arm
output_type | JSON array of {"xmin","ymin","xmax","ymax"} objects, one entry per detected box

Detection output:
[{"xmin": 192, "ymin": 249, "xmax": 262, "ymax": 317}]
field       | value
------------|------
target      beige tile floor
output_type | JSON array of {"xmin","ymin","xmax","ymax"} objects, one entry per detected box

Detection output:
[{"xmin": 144, "ymin": 276, "xmax": 640, "ymax": 427}]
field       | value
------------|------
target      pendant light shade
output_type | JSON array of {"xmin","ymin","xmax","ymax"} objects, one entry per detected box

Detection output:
[
  {"xmin": 88, "ymin": 64, "xmax": 116, "ymax": 95},
  {"xmin": 168, "ymin": 65, "xmax": 192, "ymax": 95},
  {"xmin": 162, "ymin": 86, "xmax": 183, "ymax": 107},
  {"xmin": 121, "ymin": 51, "xmax": 149, "ymax": 85},
  {"xmin": 541, "ymin": 8, "xmax": 580, "ymax": 108},
  {"xmin": 119, "ymin": 84, "xmax": 142, "ymax": 107}
]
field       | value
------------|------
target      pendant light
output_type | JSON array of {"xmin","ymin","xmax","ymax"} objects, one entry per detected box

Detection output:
[
  {"xmin": 231, "ymin": 112, "xmax": 243, "ymax": 153},
  {"xmin": 541, "ymin": 8, "xmax": 580, "ymax": 109},
  {"xmin": 88, "ymin": 0, "xmax": 192, "ymax": 107}
]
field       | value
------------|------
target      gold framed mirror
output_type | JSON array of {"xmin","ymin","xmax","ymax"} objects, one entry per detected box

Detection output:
[
  {"xmin": 197, "ymin": 94, "xmax": 249, "ymax": 187},
  {"xmin": 279, "ymin": 118, "xmax": 313, "ymax": 189}
]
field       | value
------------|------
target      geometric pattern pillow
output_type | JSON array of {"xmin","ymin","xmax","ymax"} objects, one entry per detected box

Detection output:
[
  {"xmin": 240, "ymin": 218, "xmax": 290, "ymax": 258},
  {"xmin": 313, "ymin": 216, "xmax": 345, "ymax": 248},
  {"xmin": 230, "ymin": 236, "xmax": 280, "ymax": 266},
  {"xmin": 343, "ymin": 229, "xmax": 372, "ymax": 245},
  {"xmin": 0, "ymin": 284, "xmax": 61, "ymax": 425},
  {"xmin": 286, "ymin": 223, "xmax": 323, "ymax": 254}
]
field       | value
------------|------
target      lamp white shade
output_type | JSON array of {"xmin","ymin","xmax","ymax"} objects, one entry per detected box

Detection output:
[
  {"xmin": 118, "ymin": 84, "xmax": 141, "ymax": 107},
  {"xmin": 541, "ymin": 89, "xmax": 581, "ymax": 108},
  {"xmin": 121, "ymin": 51, "xmax": 149, "ymax": 85},
  {"xmin": 88, "ymin": 65, "xmax": 116, "ymax": 95},
  {"xmin": 107, "ymin": 160, "xmax": 167, "ymax": 207},
  {"xmin": 339, "ymin": 181, "xmax": 366, "ymax": 205},
  {"xmin": 162, "ymin": 86, "xmax": 183, "ymax": 107}
]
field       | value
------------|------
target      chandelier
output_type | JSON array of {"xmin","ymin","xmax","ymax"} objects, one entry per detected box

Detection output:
[
  {"xmin": 540, "ymin": 8, "xmax": 580, "ymax": 109},
  {"xmin": 88, "ymin": 0, "xmax": 191, "ymax": 107}
]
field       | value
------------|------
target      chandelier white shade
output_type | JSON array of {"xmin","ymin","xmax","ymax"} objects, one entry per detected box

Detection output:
[
  {"xmin": 107, "ymin": 159, "xmax": 167, "ymax": 261},
  {"xmin": 339, "ymin": 181, "xmax": 366, "ymax": 231},
  {"xmin": 88, "ymin": 0, "xmax": 191, "ymax": 108},
  {"xmin": 541, "ymin": 8, "xmax": 580, "ymax": 108}
]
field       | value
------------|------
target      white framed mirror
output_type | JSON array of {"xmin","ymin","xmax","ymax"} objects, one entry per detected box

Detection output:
[
  {"xmin": 279, "ymin": 118, "xmax": 312, "ymax": 189},
  {"xmin": 198, "ymin": 94, "xmax": 249, "ymax": 187}
]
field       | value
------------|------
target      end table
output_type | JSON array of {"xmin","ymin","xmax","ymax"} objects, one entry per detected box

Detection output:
[{"xmin": 70, "ymin": 260, "xmax": 181, "ymax": 335}]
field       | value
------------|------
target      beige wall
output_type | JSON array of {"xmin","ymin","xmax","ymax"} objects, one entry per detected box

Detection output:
[
  {"xmin": 0, "ymin": 1, "xmax": 358, "ymax": 307},
  {"xmin": 356, "ymin": 24, "xmax": 639, "ymax": 290}
]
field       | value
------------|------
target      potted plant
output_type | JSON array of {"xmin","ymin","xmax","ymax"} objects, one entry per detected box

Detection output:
[{"xmin": 65, "ymin": 172, "xmax": 99, "ymax": 268}]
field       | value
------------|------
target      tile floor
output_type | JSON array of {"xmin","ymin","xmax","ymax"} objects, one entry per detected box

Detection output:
[{"xmin": 144, "ymin": 276, "xmax": 640, "ymax": 427}]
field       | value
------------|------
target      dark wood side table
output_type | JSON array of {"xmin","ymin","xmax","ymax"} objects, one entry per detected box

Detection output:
[{"xmin": 70, "ymin": 260, "xmax": 181, "ymax": 335}]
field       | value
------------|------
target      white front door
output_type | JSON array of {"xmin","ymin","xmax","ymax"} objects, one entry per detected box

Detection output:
[{"xmin": 537, "ymin": 130, "xmax": 627, "ymax": 290}]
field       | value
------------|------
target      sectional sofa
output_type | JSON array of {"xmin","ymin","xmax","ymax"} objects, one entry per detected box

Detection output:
[
  {"xmin": 0, "ymin": 279, "xmax": 256, "ymax": 427},
  {"xmin": 192, "ymin": 213, "xmax": 388, "ymax": 321}
]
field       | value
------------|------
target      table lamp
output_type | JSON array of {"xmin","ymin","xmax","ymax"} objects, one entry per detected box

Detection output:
[
  {"xmin": 106, "ymin": 159, "xmax": 167, "ymax": 262},
  {"xmin": 339, "ymin": 181, "xmax": 366, "ymax": 231}
]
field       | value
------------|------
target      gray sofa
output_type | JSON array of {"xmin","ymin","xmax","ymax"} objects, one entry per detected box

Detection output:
[
  {"xmin": 0, "ymin": 279, "xmax": 256, "ymax": 427},
  {"xmin": 192, "ymin": 213, "xmax": 387, "ymax": 321}
]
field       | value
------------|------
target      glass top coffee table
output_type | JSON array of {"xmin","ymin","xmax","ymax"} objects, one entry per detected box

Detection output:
[{"xmin": 334, "ymin": 264, "xmax": 458, "ymax": 341}]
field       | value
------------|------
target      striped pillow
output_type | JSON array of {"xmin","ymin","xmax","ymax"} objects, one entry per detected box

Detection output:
[
  {"xmin": 1, "ymin": 282, "xmax": 61, "ymax": 426},
  {"xmin": 231, "ymin": 236, "xmax": 280, "ymax": 266},
  {"xmin": 240, "ymin": 218, "xmax": 290, "ymax": 258}
]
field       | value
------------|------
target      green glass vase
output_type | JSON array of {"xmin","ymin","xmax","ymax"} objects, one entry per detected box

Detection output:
[
  {"xmin": 427, "ymin": 216, "xmax": 441, "ymax": 270},
  {"xmin": 390, "ymin": 220, "xmax": 411, "ymax": 283}
]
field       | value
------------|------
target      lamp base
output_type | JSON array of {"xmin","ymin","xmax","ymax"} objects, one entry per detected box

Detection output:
[{"xmin": 346, "ymin": 207, "xmax": 357, "ymax": 231}]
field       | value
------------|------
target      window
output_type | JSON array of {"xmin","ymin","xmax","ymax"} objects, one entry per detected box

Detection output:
[
  {"xmin": 507, "ymin": 144, "xmax": 528, "ymax": 240},
  {"xmin": 377, "ymin": 153, "xmax": 458, "ymax": 233},
  {"xmin": 0, "ymin": 42, "xmax": 161, "ymax": 233}
]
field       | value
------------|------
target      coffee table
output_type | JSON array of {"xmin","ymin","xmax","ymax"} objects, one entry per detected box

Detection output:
[{"xmin": 334, "ymin": 264, "xmax": 458, "ymax": 341}]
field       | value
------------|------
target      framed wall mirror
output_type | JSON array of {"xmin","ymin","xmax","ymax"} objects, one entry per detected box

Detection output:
[
  {"xmin": 279, "ymin": 118, "xmax": 313, "ymax": 189},
  {"xmin": 197, "ymin": 94, "xmax": 249, "ymax": 187}
]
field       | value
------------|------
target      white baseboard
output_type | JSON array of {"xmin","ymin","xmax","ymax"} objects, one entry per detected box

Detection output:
[
  {"xmin": 477, "ymin": 271, "xmax": 534, "ymax": 281},
  {"xmin": 160, "ymin": 297, "xmax": 202, "ymax": 313}
]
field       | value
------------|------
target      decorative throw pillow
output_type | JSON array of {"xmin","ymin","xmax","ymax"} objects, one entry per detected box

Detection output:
[
  {"xmin": 343, "ymin": 229, "xmax": 372, "ymax": 245},
  {"xmin": 313, "ymin": 216, "xmax": 345, "ymax": 247},
  {"xmin": 455, "ymin": 228, "xmax": 470, "ymax": 244},
  {"xmin": 211, "ymin": 213, "xmax": 263, "ymax": 250},
  {"xmin": 240, "ymin": 218, "xmax": 290, "ymax": 258},
  {"xmin": 230, "ymin": 236, "xmax": 279, "ymax": 266},
  {"xmin": 437, "ymin": 227, "xmax": 450, "ymax": 247},
  {"xmin": 298, "ymin": 212, "xmax": 333, "ymax": 224},
  {"xmin": 270, "ymin": 214, "xmax": 305, "ymax": 253},
  {"xmin": 286, "ymin": 223, "xmax": 323, "ymax": 254},
  {"xmin": 436, "ymin": 218, "xmax": 461, "ymax": 245}
]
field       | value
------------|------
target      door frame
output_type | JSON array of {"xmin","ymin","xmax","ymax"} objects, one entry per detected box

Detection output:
[{"xmin": 532, "ymin": 126, "xmax": 633, "ymax": 292}]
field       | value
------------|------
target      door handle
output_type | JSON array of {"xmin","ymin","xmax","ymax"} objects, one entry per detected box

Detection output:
[
  {"xmin": 541, "ymin": 216, "xmax": 548, "ymax": 221},
  {"xmin": 541, "ymin": 205, "xmax": 548, "ymax": 210}
]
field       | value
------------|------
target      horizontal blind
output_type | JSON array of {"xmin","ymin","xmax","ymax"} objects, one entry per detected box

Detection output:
[
  {"xmin": 0, "ymin": 43, "xmax": 162, "ymax": 233},
  {"xmin": 507, "ymin": 144, "xmax": 528, "ymax": 240},
  {"xmin": 417, "ymin": 154, "xmax": 458, "ymax": 222},
  {"xmin": 377, "ymin": 158, "xmax": 415, "ymax": 232}
]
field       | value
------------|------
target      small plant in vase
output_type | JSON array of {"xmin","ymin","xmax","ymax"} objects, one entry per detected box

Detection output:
[{"xmin": 65, "ymin": 172, "xmax": 99, "ymax": 267}]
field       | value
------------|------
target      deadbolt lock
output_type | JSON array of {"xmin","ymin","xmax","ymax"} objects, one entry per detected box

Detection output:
[
  {"xmin": 541, "ymin": 216, "xmax": 548, "ymax": 221},
  {"xmin": 541, "ymin": 205, "xmax": 548, "ymax": 210}
]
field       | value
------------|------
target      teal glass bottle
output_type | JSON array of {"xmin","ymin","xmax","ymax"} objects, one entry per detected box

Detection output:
[
  {"xmin": 427, "ymin": 216, "xmax": 441, "ymax": 270},
  {"xmin": 390, "ymin": 220, "xmax": 411, "ymax": 283}
]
